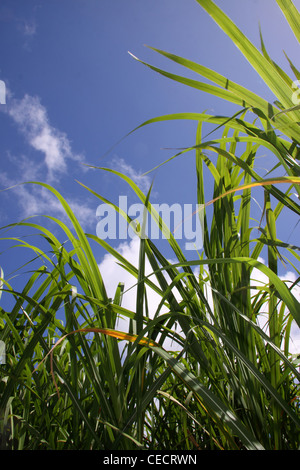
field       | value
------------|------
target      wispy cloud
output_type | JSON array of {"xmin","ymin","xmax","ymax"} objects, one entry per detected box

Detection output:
[
  {"xmin": 0, "ymin": 173, "xmax": 96, "ymax": 231},
  {"xmin": 111, "ymin": 156, "xmax": 152, "ymax": 194},
  {"xmin": 251, "ymin": 259, "xmax": 300, "ymax": 354},
  {"xmin": 0, "ymin": 6, "xmax": 38, "ymax": 50},
  {"xmin": 98, "ymin": 236, "xmax": 182, "ymax": 351},
  {"xmin": 19, "ymin": 19, "xmax": 37, "ymax": 38},
  {"xmin": 1, "ymin": 92, "xmax": 93, "ymax": 229},
  {"xmin": 6, "ymin": 94, "xmax": 83, "ymax": 181}
]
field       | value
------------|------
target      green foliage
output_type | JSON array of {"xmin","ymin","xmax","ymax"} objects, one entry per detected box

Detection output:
[{"xmin": 1, "ymin": 0, "xmax": 300, "ymax": 450}]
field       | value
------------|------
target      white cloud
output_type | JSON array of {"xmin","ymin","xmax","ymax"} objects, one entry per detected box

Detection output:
[
  {"xmin": 98, "ymin": 245, "xmax": 299, "ymax": 356},
  {"xmin": 20, "ymin": 19, "xmax": 37, "ymax": 38},
  {"xmin": 4, "ymin": 152, "xmax": 43, "ymax": 182},
  {"xmin": 7, "ymin": 94, "xmax": 83, "ymax": 181},
  {"xmin": 18, "ymin": 184, "xmax": 95, "ymax": 228},
  {"xmin": 0, "ymin": 170, "xmax": 96, "ymax": 231},
  {"xmin": 98, "ymin": 236, "xmax": 183, "ymax": 350},
  {"xmin": 98, "ymin": 237, "xmax": 167, "ymax": 315},
  {"xmin": 0, "ymin": 7, "xmax": 37, "ymax": 40},
  {"xmin": 0, "ymin": 93, "xmax": 93, "ymax": 228},
  {"xmin": 23, "ymin": 187, "xmax": 95, "ymax": 231},
  {"xmin": 250, "ymin": 258, "xmax": 300, "ymax": 355},
  {"xmin": 111, "ymin": 156, "xmax": 152, "ymax": 194},
  {"xmin": 278, "ymin": 270, "xmax": 300, "ymax": 355}
]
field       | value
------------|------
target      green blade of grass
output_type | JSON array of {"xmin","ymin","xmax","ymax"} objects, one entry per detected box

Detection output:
[
  {"xmin": 276, "ymin": 0, "xmax": 300, "ymax": 43},
  {"xmin": 195, "ymin": 0, "xmax": 300, "ymax": 119},
  {"xmin": 150, "ymin": 345, "xmax": 265, "ymax": 450}
]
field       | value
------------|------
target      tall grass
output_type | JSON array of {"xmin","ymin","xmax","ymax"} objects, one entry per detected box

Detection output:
[{"xmin": 0, "ymin": 0, "xmax": 300, "ymax": 450}]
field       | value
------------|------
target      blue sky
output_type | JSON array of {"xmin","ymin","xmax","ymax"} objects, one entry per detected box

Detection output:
[{"xmin": 0, "ymin": 1, "xmax": 299, "ymax": 351}]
